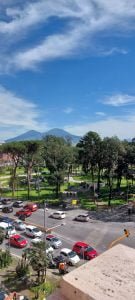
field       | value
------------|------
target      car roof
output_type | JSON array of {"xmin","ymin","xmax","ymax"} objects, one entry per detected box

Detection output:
[
  {"xmin": 16, "ymin": 200, "xmax": 23, "ymax": 203},
  {"xmin": 25, "ymin": 203, "xmax": 37, "ymax": 206},
  {"xmin": 14, "ymin": 219, "xmax": 22, "ymax": 223},
  {"xmin": 26, "ymin": 225, "xmax": 36, "ymax": 230},
  {"xmin": 47, "ymin": 234, "xmax": 54, "ymax": 238},
  {"xmin": 77, "ymin": 214, "xmax": 88, "ymax": 217},
  {"xmin": 0, "ymin": 222, "xmax": 8, "ymax": 228},
  {"xmin": 54, "ymin": 211, "xmax": 64, "ymax": 214},
  {"xmin": 61, "ymin": 248, "xmax": 72, "ymax": 254},
  {"xmin": 10, "ymin": 234, "xmax": 21, "ymax": 239},
  {"xmin": 74, "ymin": 241, "xmax": 89, "ymax": 247}
]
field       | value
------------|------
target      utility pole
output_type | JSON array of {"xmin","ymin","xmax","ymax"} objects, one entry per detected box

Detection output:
[{"xmin": 44, "ymin": 199, "xmax": 47, "ymax": 283}]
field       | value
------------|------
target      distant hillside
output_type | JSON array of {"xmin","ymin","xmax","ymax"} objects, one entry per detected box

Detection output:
[
  {"xmin": 6, "ymin": 130, "xmax": 42, "ymax": 143},
  {"xmin": 43, "ymin": 128, "xmax": 81, "ymax": 144},
  {"xmin": 6, "ymin": 128, "xmax": 81, "ymax": 144}
]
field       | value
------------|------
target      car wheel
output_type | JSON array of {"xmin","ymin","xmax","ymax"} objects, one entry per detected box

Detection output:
[{"xmin": 86, "ymin": 255, "xmax": 89, "ymax": 260}]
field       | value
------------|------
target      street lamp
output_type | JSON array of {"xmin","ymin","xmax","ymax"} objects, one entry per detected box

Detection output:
[{"xmin": 44, "ymin": 199, "xmax": 47, "ymax": 283}]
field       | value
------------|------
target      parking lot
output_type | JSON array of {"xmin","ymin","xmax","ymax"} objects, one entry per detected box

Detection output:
[{"xmin": 0, "ymin": 199, "xmax": 135, "ymax": 266}]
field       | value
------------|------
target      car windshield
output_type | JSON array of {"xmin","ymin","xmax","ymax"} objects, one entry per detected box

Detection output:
[
  {"xmin": 16, "ymin": 237, "xmax": 25, "ymax": 242},
  {"xmin": 68, "ymin": 251, "xmax": 76, "ymax": 258},
  {"xmin": 8, "ymin": 226, "xmax": 14, "ymax": 230},
  {"xmin": 52, "ymin": 238, "xmax": 59, "ymax": 242},
  {"xmin": 17, "ymin": 221, "xmax": 23, "ymax": 226},
  {"xmin": 33, "ymin": 228, "xmax": 40, "ymax": 233},
  {"xmin": 86, "ymin": 246, "xmax": 94, "ymax": 252}
]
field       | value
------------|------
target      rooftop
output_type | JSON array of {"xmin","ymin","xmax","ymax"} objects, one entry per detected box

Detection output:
[{"xmin": 60, "ymin": 244, "xmax": 135, "ymax": 300}]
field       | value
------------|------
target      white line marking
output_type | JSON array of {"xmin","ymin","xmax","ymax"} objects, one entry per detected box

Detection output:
[{"xmin": 52, "ymin": 232, "xmax": 75, "ymax": 244}]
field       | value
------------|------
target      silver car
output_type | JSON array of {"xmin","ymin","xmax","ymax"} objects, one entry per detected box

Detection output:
[
  {"xmin": 75, "ymin": 214, "xmax": 89, "ymax": 222},
  {"xmin": 14, "ymin": 220, "xmax": 26, "ymax": 231},
  {"xmin": 46, "ymin": 234, "xmax": 62, "ymax": 249}
]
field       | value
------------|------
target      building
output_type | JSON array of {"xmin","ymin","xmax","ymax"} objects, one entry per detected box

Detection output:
[{"xmin": 48, "ymin": 244, "xmax": 135, "ymax": 300}]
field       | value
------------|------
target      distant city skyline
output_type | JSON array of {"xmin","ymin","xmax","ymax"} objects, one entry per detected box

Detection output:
[{"xmin": 0, "ymin": 1, "xmax": 135, "ymax": 140}]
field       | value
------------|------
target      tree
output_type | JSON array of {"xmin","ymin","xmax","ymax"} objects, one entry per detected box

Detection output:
[
  {"xmin": 23, "ymin": 241, "xmax": 49, "ymax": 284},
  {"xmin": 23, "ymin": 141, "xmax": 41, "ymax": 200},
  {"xmin": 42, "ymin": 136, "xmax": 74, "ymax": 197},
  {"xmin": 77, "ymin": 131, "xmax": 102, "ymax": 190},
  {"xmin": 2, "ymin": 142, "xmax": 25, "ymax": 197},
  {"xmin": 0, "ymin": 229, "xmax": 5, "ymax": 245},
  {"xmin": 102, "ymin": 137, "xmax": 122, "ymax": 206},
  {"xmin": 16, "ymin": 258, "xmax": 29, "ymax": 279}
]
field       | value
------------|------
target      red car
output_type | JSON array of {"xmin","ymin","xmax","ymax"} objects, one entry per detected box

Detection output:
[
  {"xmin": 72, "ymin": 242, "xmax": 98, "ymax": 260},
  {"xmin": 23, "ymin": 203, "xmax": 38, "ymax": 212},
  {"xmin": 9, "ymin": 234, "xmax": 28, "ymax": 248},
  {"xmin": 16, "ymin": 209, "xmax": 32, "ymax": 217}
]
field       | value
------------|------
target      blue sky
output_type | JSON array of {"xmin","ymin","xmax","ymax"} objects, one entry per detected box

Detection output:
[{"xmin": 0, "ymin": 0, "xmax": 135, "ymax": 140}]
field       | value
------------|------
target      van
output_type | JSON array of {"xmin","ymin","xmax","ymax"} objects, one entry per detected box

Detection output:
[{"xmin": 0, "ymin": 222, "xmax": 16, "ymax": 238}]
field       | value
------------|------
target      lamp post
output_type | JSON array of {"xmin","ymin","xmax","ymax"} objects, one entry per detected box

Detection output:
[{"xmin": 44, "ymin": 199, "xmax": 47, "ymax": 283}]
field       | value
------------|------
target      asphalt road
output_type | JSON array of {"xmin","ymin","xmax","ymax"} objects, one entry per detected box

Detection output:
[{"xmin": 1, "ymin": 205, "xmax": 135, "ymax": 261}]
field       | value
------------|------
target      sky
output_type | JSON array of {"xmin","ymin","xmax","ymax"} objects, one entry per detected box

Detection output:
[{"xmin": 0, "ymin": 0, "xmax": 135, "ymax": 141}]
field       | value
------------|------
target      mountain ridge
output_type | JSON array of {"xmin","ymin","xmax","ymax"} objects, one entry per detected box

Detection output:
[{"xmin": 6, "ymin": 128, "xmax": 81, "ymax": 144}]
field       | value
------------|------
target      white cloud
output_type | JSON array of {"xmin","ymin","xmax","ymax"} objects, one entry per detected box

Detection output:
[
  {"xmin": 10, "ymin": 26, "xmax": 86, "ymax": 70},
  {"xmin": 100, "ymin": 47, "xmax": 128, "ymax": 56},
  {"xmin": 64, "ymin": 114, "xmax": 135, "ymax": 139},
  {"xmin": 96, "ymin": 111, "xmax": 106, "ymax": 116},
  {"xmin": 63, "ymin": 107, "xmax": 74, "ymax": 114},
  {"xmin": 0, "ymin": 0, "xmax": 135, "ymax": 71},
  {"xmin": 0, "ymin": 85, "xmax": 48, "ymax": 139},
  {"xmin": 102, "ymin": 94, "xmax": 135, "ymax": 106}
]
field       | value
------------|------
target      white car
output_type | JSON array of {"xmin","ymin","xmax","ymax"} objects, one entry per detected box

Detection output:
[
  {"xmin": 75, "ymin": 214, "xmax": 89, "ymax": 222},
  {"xmin": 46, "ymin": 234, "xmax": 62, "ymax": 249},
  {"xmin": 50, "ymin": 211, "xmax": 66, "ymax": 219},
  {"xmin": 0, "ymin": 202, "xmax": 4, "ymax": 210},
  {"xmin": 14, "ymin": 220, "xmax": 26, "ymax": 231},
  {"xmin": 60, "ymin": 248, "xmax": 80, "ymax": 265},
  {"xmin": 25, "ymin": 225, "xmax": 43, "ymax": 238},
  {"xmin": 0, "ymin": 222, "xmax": 16, "ymax": 238}
]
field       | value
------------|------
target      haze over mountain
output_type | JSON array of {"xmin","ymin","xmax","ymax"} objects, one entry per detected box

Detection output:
[{"xmin": 6, "ymin": 128, "xmax": 81, "ymax": 144}]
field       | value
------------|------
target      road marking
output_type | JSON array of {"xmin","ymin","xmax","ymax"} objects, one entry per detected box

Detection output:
[{"xmin": 52, "ymin": 232, "xmax": 75, "ymax": 244}]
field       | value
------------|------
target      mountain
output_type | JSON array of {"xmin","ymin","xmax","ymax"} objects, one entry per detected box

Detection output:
[
  {"xmin": 6, "ymin": 128, "xmax": 81, "ymax": 144},
  {"xmin": 6, "ymin": 130, "xmax": 42, "ymax": 142},
  {"xmin": 43, "ymin": 128, "xmax": 81, "ymax": 144}
]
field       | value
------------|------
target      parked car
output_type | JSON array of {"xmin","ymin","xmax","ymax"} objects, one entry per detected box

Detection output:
[
  {"xmin": 25, "ymin": 225, "xmax": 42, "ymax": 238},
  {"xmin": 2, "ymin": 206, "xmax": 13, "ymax": 213},
  {"xmin": 0, "ymin": 222, "xmax": 16, "ymax": 238},
  {"xmin": 0, "ymin": 201, "xmax": 4, "ymax": 210},
  {"xmin": 60, "ymin": 248, "xmax": 80, "ymax": 265},
  {"xmin": 50, "ymin": 211, "xmax": 66, "ymax": 219},
  {"xmin": 9, "ymin": 234, "xmax": 28, "ymax": 248},
  {"xmin": 23, "ymin": 203, "xmax": 38, "ymax": 212},
  {"xmin": 53, "ymin": 255, "xmax": 66, "ymax": 268},
  {"xmin": 72, "ymin": 242, "xmax": 98, "ymax": 260},
  {"xmin": 14, "ymin": 220, "xmax": 26, "ymax": 231},
  {"xmin": 46, "ymin": 234, "xmax": 62, "ymax": 249},
  {"xmin": 0, "ymin": 216, "xmax": 13, "ymax": 225},
  {"xmin": 74, "ymin": 214, "xmax": 89, "ymax": 222},
  {"xmin": 16, "ymin": 209, "xmax": 32, "ymax": 218},
  {"xmin": 13, "ymin": 201, "xmax": 24, "ymax": 208},
  {"xmin": 2, "ymin": 198, "xmax": 11, "ymax": 205},
  {"xmin": 30, "ymin": 238, "xmax": 54, "ymax": 254}
]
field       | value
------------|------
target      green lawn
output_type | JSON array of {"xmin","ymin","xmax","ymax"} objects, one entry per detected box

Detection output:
[{"xmin": 0, "ymin": 169, "xmax": 134, "ymax": 209}]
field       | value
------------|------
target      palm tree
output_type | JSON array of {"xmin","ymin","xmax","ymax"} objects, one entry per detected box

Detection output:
[{"xmin": 23, "ymin": 241, "xmax": 49, "ymax": 284}]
